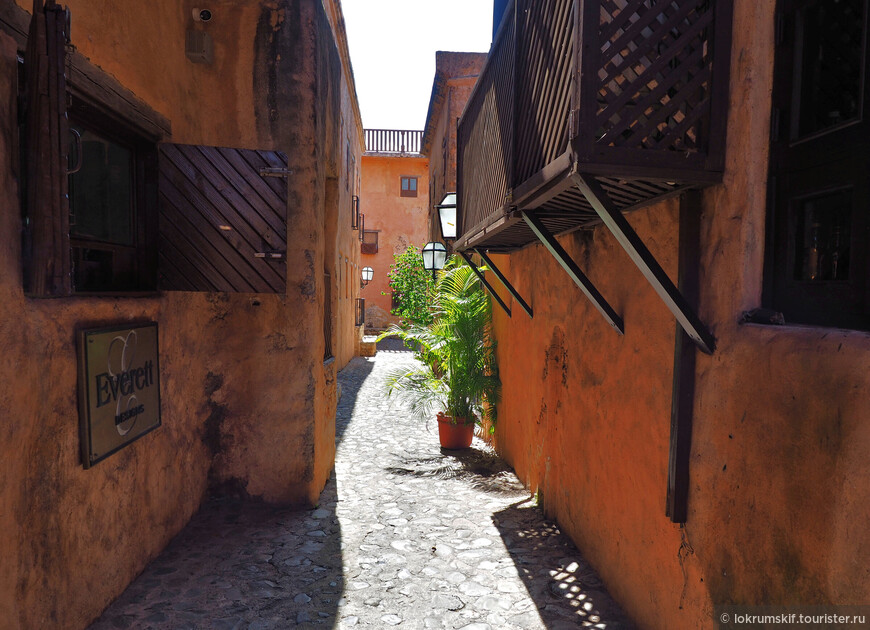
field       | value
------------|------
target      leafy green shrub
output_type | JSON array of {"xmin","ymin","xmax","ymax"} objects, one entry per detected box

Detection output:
[{"xmin": 384, "ymin": 246, "xmax": 434, "ymax": 327}]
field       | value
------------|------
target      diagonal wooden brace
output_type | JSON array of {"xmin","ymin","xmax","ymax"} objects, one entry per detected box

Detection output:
[
  {"xmin": 572, "ymin": 174, "xmax": 715, "ymax": 354},
  {"xmin": 522, "ymin": 211, "xmax": 624, "ymax": 334},
  {"xmin": 474, "ymin": 249, "xmax": 533, "ymax": 318},
  {"xmin": 459, "ymin": 252, "xmax": 512, "ymax": 318}
]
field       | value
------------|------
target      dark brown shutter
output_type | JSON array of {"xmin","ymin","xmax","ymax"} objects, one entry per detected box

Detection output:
[
  {"xmin": 157, "ymin": 143, "xmax": 288, "ymax": 293},
  {"xmin": 22, "ymin": 0, "xmax": 70, "ymax": 296}
]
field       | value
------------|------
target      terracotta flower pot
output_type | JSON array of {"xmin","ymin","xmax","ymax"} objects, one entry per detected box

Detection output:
[{"xmin": 436, "ymin": 413, "xmax": 474, "ymax": 449}]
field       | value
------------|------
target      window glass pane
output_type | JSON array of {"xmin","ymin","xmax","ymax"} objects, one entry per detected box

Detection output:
[
  {"xmin": 794, "ymin": 188, "xmax": 851, "ymax": 282},
  {"xmin": 69, "ymin": 124, "xmax": 134, "ymax": 245},
  {"xmin": 401, "ymin": 177, "xmax": 409, "ymax": 191},
  {"xmin": 409, "ymin": 177, "xmax": 417, "ymax": 191},
  {"xmin": 797, "ymin": 0, "xmax": 865, "ymax": 137}
]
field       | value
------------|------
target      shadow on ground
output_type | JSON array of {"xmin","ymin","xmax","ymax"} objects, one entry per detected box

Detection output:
[
  {"xmin": 494, "ymin": 498, "xmax": 636, "ymax": 629},
  {"xmin": 385, "ymin": 439, "xmax": 528, "ymax": 496},
  {"xmin": 374, "ymin": 335, "xmax": 414, "ymax": 353},
  {"xmin": 89, "ymin": 488, "xmax": 345, "ymax": 629}
]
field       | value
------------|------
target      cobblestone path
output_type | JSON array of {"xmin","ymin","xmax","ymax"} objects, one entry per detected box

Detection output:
[{"xmin": 90, "ymin": 344, "xmax": 633, "ymax": 629}]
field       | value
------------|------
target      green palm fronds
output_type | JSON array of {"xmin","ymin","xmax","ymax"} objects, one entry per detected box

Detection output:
[{"xmin": 378, "ymin": 258, "xmax": 501, "ymax": 425}]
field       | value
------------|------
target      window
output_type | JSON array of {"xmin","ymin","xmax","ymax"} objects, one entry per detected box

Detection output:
[
  {"xmin": 351, "ymin": 195, "xmax": 360, "ymax": 229},
  {"xmin": 67, "ymin": 114, "xmax": 157, "ymax": 293},
  {"xmin": 19, "ymin": 13, "xmax": 164, "ymax": 297},
  {"xmin": 765, "ymin": 0, "xmax": 870, "ymax": 330},
  {"xmin": 355, "ymin": 297, "xmax": 365, "ymax": 327},
  {"xmin": 361, "ymin": 230, "xmax": 379, "ymax": 255},
  {"xmin": 346, "ymin": 142, "xmax": 351, "ymax": 191},
  {"xmin": 324, "ymin": 269, "xmax": 333, "ymax": 360},
  {"xmin": 400, "ymin": 176, "xmax": 417, "ymax": 198},
  {"xmin": 20, "ymin": 27, "xmax": 288, "ymax": 296}
]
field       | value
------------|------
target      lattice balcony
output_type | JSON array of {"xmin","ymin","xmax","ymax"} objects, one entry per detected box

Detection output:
[{"xmin": 456, "ymin": 0, "xmax": 732, "ymax": 253}]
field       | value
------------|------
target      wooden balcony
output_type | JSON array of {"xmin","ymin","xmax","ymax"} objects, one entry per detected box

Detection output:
[
  {"xmin": 365, "ymin": 129, "xmax": 423, "ymax": 155},
  {"xmin": 456, "ymin": 0, "xmax": 733, "ymax": 253}
]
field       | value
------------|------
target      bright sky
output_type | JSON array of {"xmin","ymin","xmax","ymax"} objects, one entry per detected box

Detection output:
[{"xmin": 341, "ymin": 0, "xmax": 494, "ymax": 131}]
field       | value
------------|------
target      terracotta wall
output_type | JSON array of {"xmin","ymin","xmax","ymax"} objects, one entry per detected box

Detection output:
[
  {"xmin": 0, "ymin": 0, "xmax": 361, "ymax": 627},
  {"xmin": 359, "ymin": 153, "xmax": 429, "ymax": 329},
  {"xmin": 487, "ymin": 1, "xmax": 870, "ymax": 628}
]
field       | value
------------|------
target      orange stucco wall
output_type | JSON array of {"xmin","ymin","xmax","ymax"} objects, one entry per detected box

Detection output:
[
  {"xmin": 0, "ymin": 0, "xmax": 361, "ymax": 627},
  {"xmin": 487, "ymin": 1, "xmax": 870, "ymax": 628},
  {"xmin": 359, "ymin": 153, "xmax": 429, "ymax": 328}
]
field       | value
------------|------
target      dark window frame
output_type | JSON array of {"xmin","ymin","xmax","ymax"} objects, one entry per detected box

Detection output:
[
  {"xmin": 324, "ymin": 269, "xmax": 334, "ymax": 360},
  {"xmin": 764, "ymin": 0, "xmax": 870, "ymax": 330},
  {"xmin": 18, "ymin": 31, "xmax": 167, "ymax": 297},
  {"xmin": 66, "ymin": 98, "xmax": 159, "ymax": 294},
  {"xmin": 355, "ymin": 297, "xmax": 365, "ymax": 327},
  {"xmin": 400, "ymin": 175, "xmax": 418, "ymax": 197}
]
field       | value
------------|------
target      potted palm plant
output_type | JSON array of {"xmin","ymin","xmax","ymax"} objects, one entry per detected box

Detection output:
[{"xmin": 380, "ymin": 259, "xmax": 500, "ymax": 449}]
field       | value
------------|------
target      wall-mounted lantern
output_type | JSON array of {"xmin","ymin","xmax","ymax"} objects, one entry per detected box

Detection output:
[
  {"xmin": 361, "ymin": 266, "xmax": 373, "ymax": 288},
  {"xmin": 422, "ymin": 241, "xmax": 447, "ymax": 281},
  {"xmin": 436, "ymin": 192, "xmax": 457, "ymax": 240}
]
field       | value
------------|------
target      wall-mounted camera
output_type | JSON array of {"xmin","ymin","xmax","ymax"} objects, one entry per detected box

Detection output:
[{"xmin": 192, "ymin": 8, "xmax": 212, "ymax": 22}]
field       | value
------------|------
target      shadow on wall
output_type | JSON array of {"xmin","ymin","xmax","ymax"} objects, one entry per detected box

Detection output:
[
  {"xmin": 493, "ymin": 499, "xmax": 637, "ymax": 629},
  {"xmin": 87, "ymin": 492, "xmax": 345, "ymax": 629}
]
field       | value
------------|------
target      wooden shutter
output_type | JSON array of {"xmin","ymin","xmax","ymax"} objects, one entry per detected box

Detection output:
[
  {"xmin": 158, "ymin": 143, "xmax": 288, "ymax": 293},
  {"xmin": 22, "ymin": 0, "xmax": 71, "ymax": 296}
]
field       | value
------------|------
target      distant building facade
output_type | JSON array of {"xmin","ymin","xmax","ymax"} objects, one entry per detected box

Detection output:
[{"xmin": 359, "ymin": 129, "xmax": 429, "ymax": 330}]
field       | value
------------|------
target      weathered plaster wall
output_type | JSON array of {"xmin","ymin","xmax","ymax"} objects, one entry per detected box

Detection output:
[
  {"xmin": 0, "ymin": 0, "xmax": 360, "ymax": 627},
  {"xmin": 488, "ymin": 1, "xmax": 870, "ymax": 628},
  {"xmin": 488, "ymin": 205, "xmax": 689, "ymax": 626},
  {"xmin": 688, "ymin": 0, "xmax": 870, "ymax": 614},
  {"xmin": 359, "ymin": 153, "xmax": 429, "ymax": 328}
]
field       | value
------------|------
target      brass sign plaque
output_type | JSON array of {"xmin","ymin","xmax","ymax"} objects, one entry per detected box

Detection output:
[{"xmin": 77, "ymin": 323, "xmax": 161, "ymax": 468}]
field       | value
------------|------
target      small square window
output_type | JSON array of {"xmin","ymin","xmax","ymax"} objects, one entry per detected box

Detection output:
[{"xmin": 400, "ymin": 176, "xmax": 417, "ymax": 197}]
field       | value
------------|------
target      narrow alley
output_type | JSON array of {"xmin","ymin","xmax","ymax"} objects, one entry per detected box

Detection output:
[{"xmin": 88, "ymin": 342, "xmax": 633, "ymax": 630}]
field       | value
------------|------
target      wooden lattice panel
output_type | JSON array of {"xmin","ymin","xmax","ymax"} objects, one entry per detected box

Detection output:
[
  {"xmin": 595, "ymin": 0, "xmax": 714, "ymax": 152},
  {"xmin": 458, "ymin": 16, "xmax": 515, "ymax": 237},
  {"xmin": 513, "ymin": 0, "xmax": 574, "ymax": 185}
]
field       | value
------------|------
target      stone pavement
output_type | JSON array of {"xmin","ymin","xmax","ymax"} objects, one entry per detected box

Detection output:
[{"xmin": 89, "ymin": 342, "xmax": 634, "ymax": 629}]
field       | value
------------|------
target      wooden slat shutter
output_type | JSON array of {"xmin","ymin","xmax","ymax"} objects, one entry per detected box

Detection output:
[
  {"xmin": 157, "ymin": 144, "xmax": 288, "ymax": 293},
  {"xmin": 22, "ymin": 0, "xmax": 71, "ymax": 296}
]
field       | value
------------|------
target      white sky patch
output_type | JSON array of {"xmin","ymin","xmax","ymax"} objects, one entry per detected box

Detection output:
[{"xmin": 342, "ymin": 0, "xmax": 493, "ymax": 131}]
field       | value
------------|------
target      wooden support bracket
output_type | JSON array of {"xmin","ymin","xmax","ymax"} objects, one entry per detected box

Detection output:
[
  {"xmin": 459, "ymin": 252, "xmax": 511, "ymax": 318},
  {"xmin": 522, "ymin": 212, "xmax": 624, "ymax": 334},
  {"xmin": 474, "ymin": 249, "xmax": 533, "ymax": 318},
  {"xmin": 666, "ymin": 190, "xmax": 703, "ymax": 524},
  {"xmin": 571, "ymin": 174, "xmax": 716, "ymax": 354}
]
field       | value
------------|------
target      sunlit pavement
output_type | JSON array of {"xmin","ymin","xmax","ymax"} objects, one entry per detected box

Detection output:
[{"xmin": 89, "ymin": 342, "xmax": 633, "ymax": 629}]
